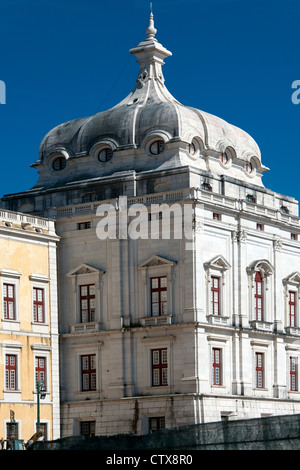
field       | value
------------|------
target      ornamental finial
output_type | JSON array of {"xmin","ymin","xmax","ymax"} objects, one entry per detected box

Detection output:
[{"xmin": 146, "ymin": 3, "xmax": 157, "ymax": 39}]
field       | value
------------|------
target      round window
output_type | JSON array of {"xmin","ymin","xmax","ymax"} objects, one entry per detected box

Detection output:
[
  {"xmin": 53, "ymin": 156, "xmax": 66, "ymax": 171},
  {"xmin": 150, "ymin": 140, "xmax": 165, "ymax": 155},
  {"xmin": 98, "ymin": 147, "xmax": 113, "ymax": 163}
]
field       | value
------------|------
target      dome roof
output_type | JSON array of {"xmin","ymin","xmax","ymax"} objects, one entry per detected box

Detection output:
[{"xmin": 34, "ymin": 10, "xmax": 267, "ymax": 188}]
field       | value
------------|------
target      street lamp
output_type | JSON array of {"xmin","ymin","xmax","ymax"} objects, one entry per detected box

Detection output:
[{"xmin": 37, "ymin": 381, "xmax": 46, "ymax": 434}]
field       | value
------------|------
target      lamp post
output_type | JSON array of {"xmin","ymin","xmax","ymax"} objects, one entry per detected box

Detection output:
[{"xmin": 37, "ymin": 381, "xmax": 46, "ymax": 434}]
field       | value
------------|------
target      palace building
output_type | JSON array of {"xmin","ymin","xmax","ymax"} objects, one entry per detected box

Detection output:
[
  {"xmin": 2, "ymin": 11, "xmax": 300, "ymax": 437},
  {"xmin": 0, "ymin": 209, "xmax": 60, "ymax": 442}
]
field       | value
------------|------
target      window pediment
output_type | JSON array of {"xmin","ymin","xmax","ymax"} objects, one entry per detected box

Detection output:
[
  {"xmin": 138, "ymin": 255, "xmax": 176, "ymax": 270},
  {"xmin": 67, "ymin": 264, "xmax": 105, "ymax": 278},
  {"xmin": 204, "ymin": 255, "xmax": 231, "ymax": 272},
  {"xmin": 283, "ymin": 272, "xmax": 300, "ymax": 286},
  {"xmin": 247, "ymin": 259, "xmax": 274, "ymax": 277}
]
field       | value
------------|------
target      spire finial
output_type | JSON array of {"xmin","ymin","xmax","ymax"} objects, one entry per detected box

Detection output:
[{"xmin": 146, "ymin": 3, "xmax": 157, "ymax": 39}]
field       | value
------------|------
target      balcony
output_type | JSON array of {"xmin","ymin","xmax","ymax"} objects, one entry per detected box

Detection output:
[
  {"xmin": 140, "ymin": 315, "xmax": 173, "ymax": 326},
  {"xmin": 70, "ymin": 322, "xmax": 102, "ymax": 334}
]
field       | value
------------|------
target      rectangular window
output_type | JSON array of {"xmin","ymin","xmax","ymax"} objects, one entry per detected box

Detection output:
[
  {"xmin": 290, "ymin": 357, "xmax": 298, "ymax": 391},
  {"xmin": 80, "ymin": 284, "xmax": 96, "ymax": 323},
  {"xmin": 78, "ymin": 222, "xmax": 91, "ymax": 230},
  {"xmin": 289, "ymin": 291, "xmax": 296, "ymax": 327},
  {"xmin": 33, "ymin": 287, "xmax": 45, "ymax": 323},
  {"xmin": 81, "ymin": 354, "xmax": 96, "ymax": 391},
  {"xmin": 150, "ymin": 277, "xmax": 167, "ymax": 316},
  {"xmin": 254, "ymin": 272, "xmax": 263, "ymax": 321},
  {"xmin": 3, "ymin": 283, "xmax": 15, "ymax": 320},
  {"xmin": 291, "ymin": 233, "xmax": 298, "ymax": 241},
  {"xmin": 6, "ymin": 423, "xmax": 18, "ymax": 440},
  {"xmin": 80, "ymin": 421, "xmax": 95, "ymax": 437},
  {"xmin": 35, "ymin": 357, "xmax": 47, "ymax": 390},
  {"xmin": 5, "ymin": 354, "xmax": 17, "ymax": 390},
  {"xmin": 256, "ymin": 223, "xmax": 264, "ymax": 231},
  {"xmin": 255, "ymin": 352, "xmax": 264, "ymax": 388},
  {"xmin": 213, "ymin": 213, "xmax": 221, "ymax": 221},
  {"xmin": 151, "ymin": 348, "xmax": 168, "ymax": 386},
  {"xmin": 212, "ymin": 348, "xmax": 222, "ymax": 385},
  {"xmin": 149, "ymin": 417, "xmax": 165, "ymax": 433},
  {"xmin": 211, "ymin": 277, "xmax": 220, "ymax": 315}
]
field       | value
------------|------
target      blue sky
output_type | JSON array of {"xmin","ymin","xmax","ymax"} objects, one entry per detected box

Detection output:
[{"xmin": 0, "ymin": 0, "xmax": 299, "ymax": 203}]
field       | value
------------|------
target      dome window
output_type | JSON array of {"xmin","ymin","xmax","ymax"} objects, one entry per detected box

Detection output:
[
  {"xmin": 150, "ymin": 140, "xmax": 165, "ymax": 155},
  {"xmin": 221, "ymin": 152, "xmax": 229, "ymax": 165},
  {"xmin": 98, "ymin": 147, "xmax": 113, "ymax": 163},
  {"xmin": 245, "ymin": 162, "xmax": 254, "ymax": 174},
  {"xmin": 189, "ymin": 143, "xmax": 196, "ymax": 155},
  {"xmin": 53, "ymin": 156, "xmax": 67, "ymax": 171}
]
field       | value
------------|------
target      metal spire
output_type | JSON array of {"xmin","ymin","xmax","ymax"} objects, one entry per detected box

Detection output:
[{"xmin": 146, "ymin": 2, "xmax": 157, "ymax": 39}]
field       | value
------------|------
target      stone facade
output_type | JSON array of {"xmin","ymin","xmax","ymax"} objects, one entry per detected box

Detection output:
[{"xmin": 2, "ymin": 11, "xmax": 300, "ymax": 439}]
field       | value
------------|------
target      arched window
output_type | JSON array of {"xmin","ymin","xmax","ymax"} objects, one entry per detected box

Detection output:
[{"xmin": 254, "ymin": 271, "xmax": 263, "ymax": 321}]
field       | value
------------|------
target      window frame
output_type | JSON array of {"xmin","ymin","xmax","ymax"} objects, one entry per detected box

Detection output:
[
  {"xmin": 290, "ymin": 356, "xmax": 298, "ymax": 392},
  {"xmin": 33, "ymin": 287, "xmax": 45, "ymax": 323},
  {"xmin": 35, "ymin": 356, "xmax": 47, "ymax": 391},
  {"xmin": 5, "ymin": 354, "xmax": 17, "ymax": 391},
  {"xmin": 3, "ymin": 283, "xmax": 15, "ymax": 321},
  {"xmin": 255, "ymin": 352, "xmax": 264, "ymax": 389},
  {"xmin": 212, "ymin": 347, "xmax": 222, "ymax": 385},
  {"xmin": 150, "ymin": 276, "xmax": 168, "ymax": 317},
  {"xmin": 151, "ymin": 348, "xmax": 168, "ymax": 387},
  {"xmin": 254, "ymin": 271, "xmax": 264, "ymax": 321},
  {"xmin": 80, "ymin": 284, "xmax": 96, "ymax": 323},
  {"xmin": 211, "ymin": 276, "xmax": 220, "ymax": 316},
  {"xmin": 81, "ymin": 354, "xmax": 97, "ymax": 392}
]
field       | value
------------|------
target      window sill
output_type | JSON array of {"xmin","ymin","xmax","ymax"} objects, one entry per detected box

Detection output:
[
  {"xmin": 1, "ymin": 319, "xmax": 20, "ymax": 331},
  {"xmin": 70, "ymin": 322, "xmax": 102, "ymax": 334},
  {"xmin": 140, "ymin": 315, "xmax": 172, "ymax": 326},
  {"xmin": 207, "ymin": 314, "xmax": 230, "ymax": 326},
  {"xmin": 249, "ymin": 320, "xmax": 273, "ymax": 332},
  {"xmin": 286, "ymin": 326, "xmax": 300, "ymax": 336}
]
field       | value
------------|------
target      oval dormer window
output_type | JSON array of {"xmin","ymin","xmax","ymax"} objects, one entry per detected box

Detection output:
[
  {"xmin": 98, "ymin": 147, "xmax": 113, "ymax": 163},
  {"xmin": 246, "ymin": 162, "xmax": 253, "ymax": 174},
  {"xmin": 150, "ymin": 140, "xmax": 165, "ymax": 155},
  {"xmin": 53, "ymin": 156, "xmax": 67, "ymax": 171}
]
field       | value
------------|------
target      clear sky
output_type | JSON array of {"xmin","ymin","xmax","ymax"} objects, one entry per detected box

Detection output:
[{"xmin": 0, "ymin": 0, "xmax": 299, "ymax": 204}]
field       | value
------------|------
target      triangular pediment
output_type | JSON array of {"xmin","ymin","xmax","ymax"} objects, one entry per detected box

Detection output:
[
  {"xmin": 283, "ymin": 271, "xmax": 300, "ymax": 285},
  {"xmin": 67, "ymin": 263, "xmax": 105, "ymax": 277},
  {"xmin": 138, "ymin": 254, "xmax": 176, "ymax": 269},
  {"xmin": 204, "ymin": 255, "xmax": 231, "ymax": 271}
]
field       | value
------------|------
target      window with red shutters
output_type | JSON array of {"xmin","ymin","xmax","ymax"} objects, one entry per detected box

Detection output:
[
  {"xmin": 290, "ymin": 357, "xmax": 298, "ymax": 391},
  {"xmin": 212, "ymin": 348, "xmax": 222, "ymax": 385},
  {"xmin": 3, "ymin": 283, "xmax": 15, "ymax": 320},
  {"xmin": 5, "ymin": 354, "xmax": 17, "ymax": 390},
  {"xmin": 150, "ymin": 277, "xmax": 167, "ymax": 316},
  {"xmin": 289, "ymin": 291, "xmax": 296, "ymax": 327},
  {"xmin": 255, "ymin": 352, "xmax": 264, "ymax": 388},
  {"xmin": 211, "ymin": 277, "xmax": 220, "ymax": 315},
  {"xmin": 81, "ymin": 354, "xmax": 96, "ymax": 391},
  {"xmin": 80, "ymin": 284, "xmax": 96, "ymax": 323},
  {"xmin": 254, "ymin": 272, "xmax": 263, "ymax": 321},
  {"xmin": 33, "ymin": 287, "xmax": 45, "ymax": 323},
  {"xmin": 151, "ymin": 348, "xmax": 168, "ymax": 386}
]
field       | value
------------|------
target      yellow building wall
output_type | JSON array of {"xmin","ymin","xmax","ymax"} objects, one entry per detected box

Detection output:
[{"xmin": 0, "ymin": 234, "xmax": 54, "ymax": 443}]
